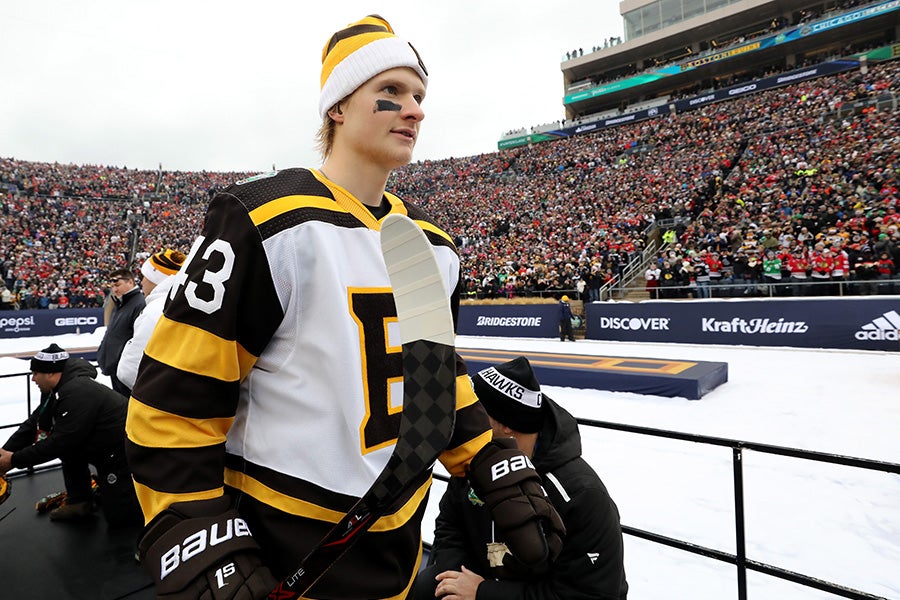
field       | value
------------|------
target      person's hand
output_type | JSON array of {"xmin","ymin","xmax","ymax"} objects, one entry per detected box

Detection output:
[
  {"xmin": 0, "ymin": 448, "xmax": 13, "ymax": 476},
  {"xmin": 434, "ymin": 565, "xmax": 484, "ymax": 600}
]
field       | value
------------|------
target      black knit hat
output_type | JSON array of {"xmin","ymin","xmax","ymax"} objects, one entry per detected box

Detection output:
[
  {"xmin": 30, "ymin": 343, "xmax": 69, "ymax": 373},
  {"xmin": 471, "ymin": 356, "xmax": 544, "ymax": 433}
]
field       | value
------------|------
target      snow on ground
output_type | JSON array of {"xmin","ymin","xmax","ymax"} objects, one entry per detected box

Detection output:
[{"xmin": 1, "ymin": 332, "xmax": 898, "ymax": 599}]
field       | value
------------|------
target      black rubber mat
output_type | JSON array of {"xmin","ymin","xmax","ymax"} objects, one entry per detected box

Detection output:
[{"xmin": 1, "ymin": 466, "xmax": 153, "ymax": 599}]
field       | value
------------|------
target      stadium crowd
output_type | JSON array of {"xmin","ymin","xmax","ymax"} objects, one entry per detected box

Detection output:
[{"xmin": 1, "ymin": 59, "xmax": 898, "ymax": 310}]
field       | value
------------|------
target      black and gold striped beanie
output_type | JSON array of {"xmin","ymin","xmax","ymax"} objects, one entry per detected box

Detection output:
[
  {"xmin": 140, "ymin": 248, "xmax": 186, "ymax": 285},
  {"xmin": 319, "ymin": 15, "xmax": 428, "ymax": 118}
]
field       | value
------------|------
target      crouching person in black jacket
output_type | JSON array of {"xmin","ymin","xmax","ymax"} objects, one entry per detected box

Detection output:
[
  {"xmin": 0, "ymin": 344, "xmax": 142, "ymax": 527},
  {"xmin": 414, "ymin": 356, "xmax": 628, "ymax": 600}
]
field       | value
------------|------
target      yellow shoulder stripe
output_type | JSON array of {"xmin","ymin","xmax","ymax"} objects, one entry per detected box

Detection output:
[
  {"xmin": 146, "ymin": 316, "xmax": 257, "ymax": 382},
  {"xmin": 248, "ymin": 195, "xmax": 343, "ymax": 227},
  {"xmin": 126, "ymin": 398, "xmax": 234, "ymax": 448},
  {"xmin": 414, "ymin": 220, "xmax": 454, "ymax": 246}
]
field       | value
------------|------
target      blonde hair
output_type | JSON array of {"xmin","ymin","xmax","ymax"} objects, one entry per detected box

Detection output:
[
  {"xmin": 315, "ymin": 97, "xmax": 350, "ymax": 159},
  {"xmin": 315, "ymin": 113, "xmax": 337, "ymax": 159}
]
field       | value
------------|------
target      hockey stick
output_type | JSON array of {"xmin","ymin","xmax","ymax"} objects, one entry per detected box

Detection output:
[{"xmin": 268, "ymin": 214, "xmax": 457, "ymax": 599}]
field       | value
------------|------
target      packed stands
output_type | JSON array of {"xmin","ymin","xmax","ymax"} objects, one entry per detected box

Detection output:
[{"xmin": 1, "ymin": 60, "xmax": 898, "ymax": 309}]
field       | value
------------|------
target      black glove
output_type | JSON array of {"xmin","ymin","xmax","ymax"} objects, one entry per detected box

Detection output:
[
  {"xmin": 138, "ymin": 496, "xmax": 277, "ymax": 600},
  {"xmin": 467, "ymin": 438, "xmax": 565, "ymax": 570}
]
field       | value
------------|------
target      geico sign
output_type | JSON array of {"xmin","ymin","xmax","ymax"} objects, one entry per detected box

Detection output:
[
  {"xmin": 55, "ymin": 316, "xmax": 99, "ymax": 327},
  {"xmin": 0, "ymin": 316, "xmax": 35, "ymax": 331},
  {"xmin": 599, "ymin": 316, "xmax": 670, "ymax": 330}
]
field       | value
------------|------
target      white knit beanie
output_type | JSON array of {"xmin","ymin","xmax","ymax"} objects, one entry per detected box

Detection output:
[{"xmin": 319, "ymin": 15, "xmax": 428, "ymax": 119}]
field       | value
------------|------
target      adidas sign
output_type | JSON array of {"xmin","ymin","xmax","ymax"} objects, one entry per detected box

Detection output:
[{"xmin": 855, "ymin": 310, "xmax": 900, "ymax": 341}]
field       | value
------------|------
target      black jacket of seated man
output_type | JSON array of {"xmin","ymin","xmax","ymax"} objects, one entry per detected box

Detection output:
[
  {"xmin": 414, "ymin": 356, "xmax": 628, "ymax": 600},
  {"xmin": 1, "ymin": 345, "xmax": 141, "ymax": 527}
]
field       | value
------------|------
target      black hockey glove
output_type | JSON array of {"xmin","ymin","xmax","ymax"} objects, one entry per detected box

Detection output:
[
  {"xmin": 138, "ymin": 496, "xmax": 277, "ymax": 600},
  {"xmin": 467, "ymin": 438, "xmax": 565, "ymax": 570}
]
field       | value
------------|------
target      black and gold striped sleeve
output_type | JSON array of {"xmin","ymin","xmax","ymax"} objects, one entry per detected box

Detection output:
[{"xmin": 126, "ymin": 191, "xmax": 284, "ymax": 522}]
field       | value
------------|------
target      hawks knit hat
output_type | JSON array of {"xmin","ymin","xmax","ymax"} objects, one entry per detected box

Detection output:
[
  {"xmin": 30, "ymin": 343, "xmax": 69, "ymax": 373},
  {"xmin": 319, "ymin": 14, "xmax": 428, "ymax": 119},
  {"xmin": 140, "ymin": 249, "xmax": 186, "ymax": 286},
  {"xmin": 471, "ymin": 356, "xmax": 544, "ymax": 433}
]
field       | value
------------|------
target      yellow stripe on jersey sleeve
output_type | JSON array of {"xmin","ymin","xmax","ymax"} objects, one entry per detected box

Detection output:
[
  {"xmin": 440, "ymin": 430, "xmax": 492, "ymax": 478},
  {"xmin": 127, "ymin": 398, "xmax": 234, "ymax": 448},
  {"xmin": 146, "ymin": 316, "xmax": 257, "ymax": 381},
  {"xmin": 455, "ymin": 374, "xmax": 480, "ymax": 409},
  {"xmin": 133, "ymin": 480, "xmax": 224, "ymax": 524},
  {"xmin": 225, "ymin": 468, "xmax": 432, "ymax": 532},
  {"xmin": 248, "ymin": 195, "xmax": 344, "ymax": 227}
]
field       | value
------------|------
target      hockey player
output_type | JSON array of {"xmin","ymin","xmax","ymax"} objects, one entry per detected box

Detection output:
[{"xmin": 125, "ymin": 15, "xmax": 564, "ymax": 600}]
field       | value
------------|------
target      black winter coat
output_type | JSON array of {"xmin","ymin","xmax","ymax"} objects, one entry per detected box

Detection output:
[
  {"xmin": 4, "ymin": 358, "xmax": 128, "ymax": 469},
  {"xmin": 426, "ymin": 396, "xmax": 628, "ymax": 600},
  {"xmin": 97, "ymin": 287, "xmax": 145, "ymax": 375}
]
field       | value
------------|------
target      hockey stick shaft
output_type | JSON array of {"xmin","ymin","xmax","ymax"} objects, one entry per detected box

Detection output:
[{"xmin": 268, "ymin": 215, "xmax": 456, "ymax": 599}]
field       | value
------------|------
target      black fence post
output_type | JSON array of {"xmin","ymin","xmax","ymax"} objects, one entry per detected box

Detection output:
[{"xmin": 734, "ymin": 447, "xmax": 747, "ymax": 600}]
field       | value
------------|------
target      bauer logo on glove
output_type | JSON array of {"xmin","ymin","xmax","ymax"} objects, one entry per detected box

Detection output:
[{"xmin": 488, "ymin": 453, "xmax": 535, "ymax": 481}]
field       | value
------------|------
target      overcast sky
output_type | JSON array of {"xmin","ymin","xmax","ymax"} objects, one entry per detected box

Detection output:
[{"xmin": 1, "ymin": 1, "xmax": 624, "ymax": 173}]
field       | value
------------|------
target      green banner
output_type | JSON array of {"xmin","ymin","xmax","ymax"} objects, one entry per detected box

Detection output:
[
  {"xmin": 497, "ymin": 132, "xmax": 559, "ymax": 151},
  {"xmin": 564, "ymin": 74, "xmax": 662, "ymax": 104},
  {"xmin": 861, "ymin": 44, "xmax": 900, "ymax": 61}
]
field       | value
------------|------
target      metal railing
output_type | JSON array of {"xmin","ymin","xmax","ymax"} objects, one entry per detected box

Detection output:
[
  {"xmin": 615, "ymin": 277, "xmax": 899, "ymax": 300},
  {"xmin": 0, "ymin": 371, "xmax": 65, "ymax": 477},
  {"xmin": 0, "ymin": 372, "xmax": 33, "ymax": 432},
  {"xmin": 429, "ymin": 419, "xmax": 899, "ymax": 600},
  {"xmin": 598, "ymin": 235, "xmax": 665, "ymax": 301},
  {"xmin": 5, "ymin": 368, "xmax": 896, "ymax": 598}
]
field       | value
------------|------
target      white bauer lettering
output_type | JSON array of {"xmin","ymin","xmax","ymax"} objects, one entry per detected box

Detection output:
[
  {"xmin": 159, "ymin": 518, "xmax": 251, "ymax": 580},
  {"xmin": 490, "ymin": 454, "xmax": 534, "ymax": 481}
]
